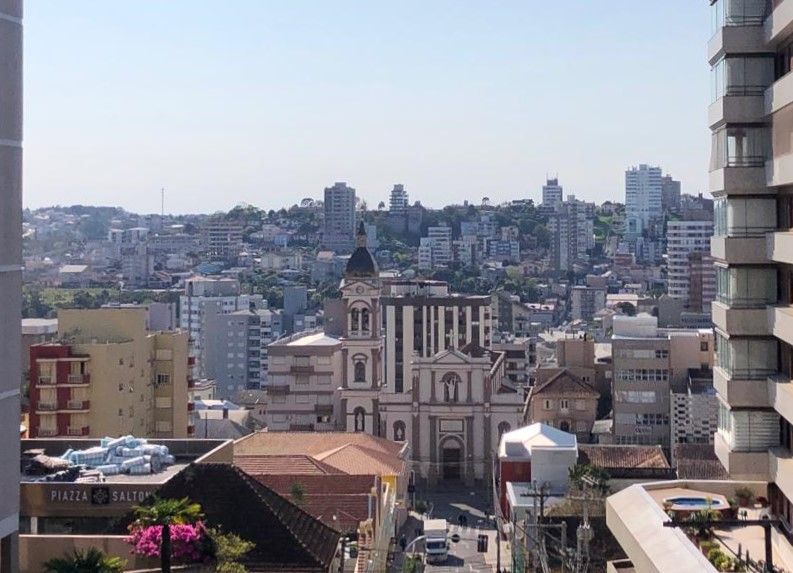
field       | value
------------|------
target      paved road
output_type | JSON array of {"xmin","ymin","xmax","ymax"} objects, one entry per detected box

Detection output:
[{"xmin": 393, "ymin": 484, "xmax": 508, "ymax": 572}]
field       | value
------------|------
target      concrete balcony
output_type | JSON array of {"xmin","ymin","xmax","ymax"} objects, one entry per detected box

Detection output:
[
  {"xmin": 766, "ymin": 0, "xmax": 793, "ymax": 46},
  {"xmin": 35, "ymin": 402, "xmax": 57, "ymax": 412},
  {"xmin": 769, "ymin": 373, "xmax": 793, "ymax": 424},
  {"xmin": 714, "ymin": 366, "xmax": 771, "ymax": 409},
  {"xmin": 711, "ymin": 235, "xmax": 769, "ymax": 264},
  {"xmin": 37, "ymin": 429, "xmax": 58, "ymax": 437},
  {"xmin": 63, "ymin": 373, "xmax": 90, "ymax": 386},
  {"xmin": 769, "ymin": 305, "xmax": 793, "ymax": 346},
  {"xmin": 36, "ymin": 376, "xmax": 54, "ymax": 386},
  {"xmin": 709, "ymin": 166, "xmax": 767, "ymax": 195},
  {"xmin": 64, "ymin": 400, "xmax": 90, "ymax": 411},
  {"xmin": 770, "ymin": 446, "xmax": 793, "ymax": 504},
  {"xmin": 712, "ymin": 300, "xmax": 770, "ymax": 336},
  {"xmin": 66, "ymin": 426, "xmax": 89, "ymax": 437},
  {"xmin": 709, "ymin": 25, "xmax": 766, "ymax": 65},
  {"xmin": 767, "ymin": 154, "xmax": 793, "ymax": 188},
  {"xmin": 714, "ymin": 430, "xmax": 771, "ymax": 481},
  {"xmin": 767, "ymin": 231, "xmax": 793, "ymax": 264},
  {"xmin": 709, "ymin": 95, "xmax": 766, "ymax": 129},
  {"xmin": 767, "ymin": 69, "xmax": 793, "ymax": 115}
]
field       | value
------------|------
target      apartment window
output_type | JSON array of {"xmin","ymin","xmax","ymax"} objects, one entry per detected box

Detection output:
[
  {"xmin": 156, "ymin": 373, "xmax": 171, "ymax": 386},
  {"xmin": 710, "ymin": 125, "xmax": 770, "ymax": 170},
  {"xmin": 295, "ymin": 394, "xmax": 310, "ymax": 404},
  {"xmin": 655, "ymin": 349, "xmax": 669, "ymax": 359},
  {"xmin": 711, "ymin": 55, "xmax": 773, "ymax": 102},
  {"xmin": 714, "ymin": 197, "xmax": 776, "ymax": 237},
  {"xmin": 317, "ymin": 415, "xmax": 331, "ymax": 423},
  {"xmin": 559, "ymin": 399, "xmax": 569, "ymax": 412},
  {"xmin": 701, "ymin": 341, "xmax": 709, "ymax": 352},
  {"xmin": 716, "ymin": 265, "xmax": 776, "ymax": 308},
  {"xmin": 715, "ymin": 333, "xmax": 777, "ymax": 379},
  {"xmin": 711, "ymin": 0, "xmax": 769, "ymax": 32},
  {"xmin": 543, "ymin": 399, "xmax": 553, "ymax": 410}
]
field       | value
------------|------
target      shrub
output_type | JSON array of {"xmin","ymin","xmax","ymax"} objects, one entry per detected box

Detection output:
[{"xmin": 128, "ymin": 522, "xmax": 205, "ymax": 562}]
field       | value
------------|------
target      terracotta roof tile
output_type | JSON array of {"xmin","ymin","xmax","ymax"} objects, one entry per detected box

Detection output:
[
  {"xmin": 674, "ymin": 444, "xmax": 729, "ymax": 480},
  {"xmin": 234, "ymin": 454, "xmax": 344, "ymax": 476},
  {"xmin": 578, "ymin": 444, "xmax": 670, "ymax": 470}
]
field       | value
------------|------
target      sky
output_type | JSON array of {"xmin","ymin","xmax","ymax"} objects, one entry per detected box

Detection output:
[{"xmin": 23, "ymin": 1, "xmax": 711, "ymax": 214}]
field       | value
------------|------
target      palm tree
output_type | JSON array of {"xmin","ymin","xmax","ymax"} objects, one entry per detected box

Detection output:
[
  {"xmin": 133, "ymin": 496, "xmax": 203, "ymax": 573},
  {"xmin": 43, "ymin": 548, "xmax": 125, "ymax": 573}
]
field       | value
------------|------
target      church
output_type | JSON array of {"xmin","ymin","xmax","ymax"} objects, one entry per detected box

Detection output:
[{"xmin": 265, "ymin": 223, "xmax": 524, "ymax": 485}]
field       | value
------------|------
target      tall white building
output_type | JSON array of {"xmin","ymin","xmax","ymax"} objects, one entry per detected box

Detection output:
[
  {"xmin": 0, "ymin": 0, "xmax": 22, "ymax": 567},
  {"xmin": 666, "ymin": 219, "xmax": 715, "ymax": 305},
  {"xmin": 418, "ymin": 226, "xmax": 452, "ymax": 269},
  {"xmin": 548, "ymin": 196, "xmax": 594, "ymax": 272},
  {"xmin": 323, "ymin": 182, "xmax": 357, "ymax": 254},
  {"xmin": 541, "ymin": 177, "xmax": 563, "ymax": 208},
  {"xmin": 625, "ymin": 164, "xmax": 662, "ymax": 236}
]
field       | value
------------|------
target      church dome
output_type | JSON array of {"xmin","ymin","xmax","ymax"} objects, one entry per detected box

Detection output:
[{"xmin": 345, "ymin": 222, "xmax": 379, "ymax": 278}]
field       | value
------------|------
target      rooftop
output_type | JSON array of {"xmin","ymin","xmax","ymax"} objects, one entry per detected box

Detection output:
[{"xmin": 498, "ymin": 423, "xmax": 577, "ymax": 459}]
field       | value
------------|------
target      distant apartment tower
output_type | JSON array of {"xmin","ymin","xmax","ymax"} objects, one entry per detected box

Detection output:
[
  {"xmin": 29, "ymin": 308, "xmax": 191, "ymax": 439},
  {"xmin": 179, "ymin": 277, "xmax": 263, "ymax": 378},
  {"xmin": 389, "ymin": 184, "xmax": 409, "ymax": 213},
  {"xmin": 201, "ymin": 220, "xmax": 244, "ymax": 259},
  {"xmin": 418, "ymin": 226, "xmax": 452, "ymax": 269},
  {"xmin": 323, "ymin": 182, "xmax": 356, "ymax": 254},
  {"xmin": 541, "ymin": 177, "xmax": 563, "ymax": 208},
  {"xmin": 667, "ymin": 219, "xmax": 715, "ymax": 306},
  {"xmin": 611, "ymin": 315, "xmax": 713, "ymax": 447},
  {"xmin": 625, "ymin": 164, "xmax": 662, "ymax": 236},
  {"xmin": 570, "ymin": 286, "xmax": 606, "ymax": 322},
  {"xmin": 661, "ymin": 174, "xmax": 682, "ymax": 212},
  {"xmin": 0, "ymin": 0, "xmax": 22, "ymax": 566},
  {"xmin": 687, "ymin": 251, "xmax": 716, "ymax": 313},
  {"xmin": 204, "ymin": 308, "xmax": 267, "ymax": 398},
  {"xmin": 548, "ymin": 196, "xmax": 593, "ymax": 272},
  {"xmin": 382, "ymin": 280, "xmax": 492, "ymax": 394},
  {"xmin": 670, "ymin": 369, "xmax": 718, "ymax": 450}
]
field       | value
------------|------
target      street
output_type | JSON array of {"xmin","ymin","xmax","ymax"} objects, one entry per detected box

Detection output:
[{"xmin": 393, "ymin": 484, "xmax": 509, "ymax": 572}]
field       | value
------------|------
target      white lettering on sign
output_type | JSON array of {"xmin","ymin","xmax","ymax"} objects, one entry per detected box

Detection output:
[
  {"xmin": 48, "ymin": 488, "xmax": 152, "ymax": 504},
  {"xmin": 50, "ymin": 490, "xmax": 89, "ymax": 503},
  {"xmin": 112, "ymin": 490, "xmax": 150, "ymax": 503}
]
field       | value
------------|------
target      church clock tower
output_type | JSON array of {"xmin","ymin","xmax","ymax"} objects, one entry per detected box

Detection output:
[{"xmin": 339, "ymin": 223, "xmax": 384, "ymax": 435}]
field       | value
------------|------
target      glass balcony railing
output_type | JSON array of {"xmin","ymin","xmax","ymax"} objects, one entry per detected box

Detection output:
[{"xmin": 712, "ymin": 0, "xmax": 770, "ymax": 34}]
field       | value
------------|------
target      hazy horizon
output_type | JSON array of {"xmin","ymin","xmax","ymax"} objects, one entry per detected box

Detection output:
[{"xmin": 24, "ymin": 1, "xmax": 710, "ymax": 214}]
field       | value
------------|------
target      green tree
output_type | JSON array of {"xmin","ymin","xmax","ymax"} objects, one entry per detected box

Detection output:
[
  {"xmin": 289, "ymin": 482, "xmax": 306, "ymax": 505},
  {"xmin": 43, "ymin": 548, "xmax": 125, "ymax": 573},
  {"xmin": 133, "ymin": 497, "xmax": 203, "ymax": 573},
  {"xmin": 207, "ymin": 528, "xmax": 255, "ymax": 573}
]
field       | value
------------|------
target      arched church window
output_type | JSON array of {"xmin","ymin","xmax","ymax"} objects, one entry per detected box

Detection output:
[
  {"xmin": 393, "ymin": 421, "xmax": 406, "ymax": 441},
  {"xmin": 354, "ymin": 361, "xmax": 366, "ymax": 383}
]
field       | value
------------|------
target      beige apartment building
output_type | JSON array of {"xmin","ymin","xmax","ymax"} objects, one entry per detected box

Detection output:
[
  {"xmin": 29, "ymin": 308, "xmax": 190, "ymax": 439},
  {"xmin": 525, "ymin": 369, "xmax": 598, "ymax": 441},
  {"xmin": 611, "ymin": 315, "xmax": 713, "ymax": 447}
]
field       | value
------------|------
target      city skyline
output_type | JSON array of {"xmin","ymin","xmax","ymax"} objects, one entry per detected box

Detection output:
[{"xmin": 24, "ymin": 0, "xmax": 710, "ymax": 213}]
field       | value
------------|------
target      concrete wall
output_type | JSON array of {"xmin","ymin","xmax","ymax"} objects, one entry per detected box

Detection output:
[{"xmin": 20, "ymin": 535, "xmax": 158, "ymax": 573}]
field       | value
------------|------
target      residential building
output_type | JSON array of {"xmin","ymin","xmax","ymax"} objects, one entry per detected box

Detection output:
[
  {"xmin": 200, "ymin": 220, "xmax": 244, "ymax": 260},
  {"xmin": 687, "ymin": 250, "xmax": 717, "ymax": 313},
  {"xmin": 389, "ymin": 183, "xmax": 409, "ymax": 213},
  {"xmin": 179, "ymin": 276, "xmax": 262, "ymax": 379},
  {"xmin": 259, "ymin": 250, "xmax": 303, "ymax": 271},
  {"xmin": 204, "ymin": 308, "xmax": 266, "ymax": 399},
  {"xmin": 322, "ymin": 181, "xmax": 356, "ymax": 254},
  {"xmin": 21, "ymin": 318, "xmax": 58, "ymax": 374},
  {"xmin": 625, "ymin": 164, "xmax": 662, "ymax": 236},
  {"xmin": 611, "ymin": 315, "xmax": 713, "ymax": 447},
  {"xmin": 661, "ymin": 174, "xmax": 682, "ymax": 212},
  {"xmin": 525, "ymin": 370, "xmax": 598, "ymax": 440},
  {"xmin": 492, "ymin": 336, "xmax": 536, "ymax": 389},
  {"xmin": 667, "ymin": 219, "xmax": 715, "ymax": 306},
  {"xmin": 28, "ymin": 308, "xmax": 191, "ymax": 439},
  {"xmin": 0, "ymin": 1, "xmax": 22, "ymax": 566},
  {"xmin": 670, "ymin": 368, "xmax": 718, "ymax": 454},
  {"xmin": 541, "ymin": 177, "xmax": 563, "ymax": 209},
  {"xmin": 548, "ymin": 196, "xmax": 594, "ymax": 273},
  {"xmin": 381, "ymin": 279, "xmax": 492, "ymax": 394},
  {"xmin": 419, "ymin": 225, "xmax": 452, "ymax": 269},
  {"xmin": 570, "ymin": 285, "xmax": 606, "ymax": 322}
]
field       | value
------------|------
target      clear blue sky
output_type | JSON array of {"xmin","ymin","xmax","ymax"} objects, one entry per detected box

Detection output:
[{"xmin": 24, "ymin": 1, "xmax": 711, "ymax": 214}]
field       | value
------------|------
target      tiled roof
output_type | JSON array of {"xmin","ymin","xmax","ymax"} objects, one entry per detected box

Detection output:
[
  {"xmin": 674, "ymin": 444, "xmax": 729, "ymax": 480},
  {"xmin": 194, "ymin": 418, "xmax": 251, "ymax": 440},
  {"xmin": 118, "ymin": 463, "xmax": 340, "ymax": 572},
  {"xmin": 234, "ymin": 431, "xmax": 405, "ymax": 458},
  {"xmin": 531, "ymin": 369, "xmax": 598, "ymax": 396},
  {"xmin": 314, "ymin": 443, "xmax": 405, "ymax": 475},
  {"xmin": 578, "ymin": 444, "xmax": 670, "ymax": 470},
  {"xmin": 235, "ymin": 454, "xmax": 344, "ymax": 476}
]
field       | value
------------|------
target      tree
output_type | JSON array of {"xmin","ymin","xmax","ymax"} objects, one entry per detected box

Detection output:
[
  {"xmin": 207, "ymin": 528, "xmax": 255, "ymax": 573},
  {"xmin": 289, "ymin": 482, "xmax": 305, "ymax": 505},
  {"xmin": 133, "ymin": 497, "xmax": 203, "ymax": 573},
  {"xmin": 43, "ymin": 548, "xmax": 125, "ymax": 573}
]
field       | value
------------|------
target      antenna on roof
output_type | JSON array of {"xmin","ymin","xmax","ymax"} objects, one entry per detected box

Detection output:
[{"xmin": 161, "ymin": 187, "xmax": 165, "ymax": 217}]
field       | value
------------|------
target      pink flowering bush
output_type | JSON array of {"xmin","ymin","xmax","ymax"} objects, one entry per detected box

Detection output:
[{"xmin": 128, "ymin": 522, "xmax": 206, "ymax": 562}]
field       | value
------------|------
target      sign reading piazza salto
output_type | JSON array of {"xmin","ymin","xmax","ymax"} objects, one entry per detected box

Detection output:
[{"xmin": 22, "ymin": 482, "xmax": 160, "ymax": 517}]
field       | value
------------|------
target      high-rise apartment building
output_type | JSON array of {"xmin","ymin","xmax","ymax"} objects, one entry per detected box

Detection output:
[
  {"xmin": 381, "ymin": 279, "xmax": 492, "ymax": 394},
  {"xmin": 388, "ymin": 183, "xmax": 409, "ymax": 213},
  {"xmin": 29, "ymin": 308, "xmax": 191, "ymax": 439},
  {"xmin": 179, "ymin": 277, "xmax": 263, "ymax": 378},
  {"xmin": 667, "ymin": 219, "xmax": 715, "ymax": 307},
  {"xmin": 625, "ymin": 164, "xmax": 662, "ymax": 236},
  {"xmin": 611, "ymin": 315, "xmax": 713, "ymax": 447},
  {"xmin": 541, "ymin": 177, "xmax": 563, "ymax": 208},
  {"xmin": 708, "ymin": 0, "xmax": 793, "ymax": 511},
  {"xmin": 0, "ymin": 0, "xmax": 22, "ymax": 567},
  {"xmin": 322, "ymin": 182, "xmax": 356, "ymax": 254},
  {"xmin": 200, "ymin": 220, "xmax": 244, "ymax": 260},
  {"xmin": 548, "ymin": 196, "xmax": 594, "ymax": 272},
  {"xmin": 661, "ymin": 174, "xmax": 682, "ymax": 212}
]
